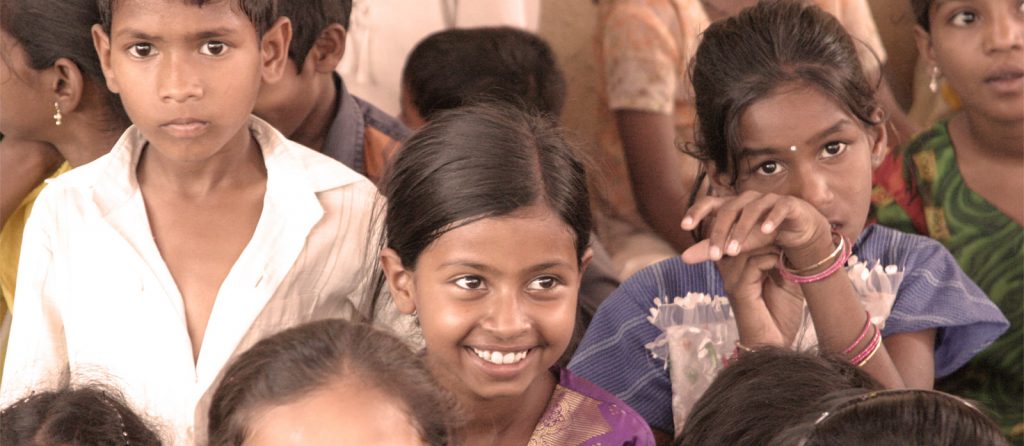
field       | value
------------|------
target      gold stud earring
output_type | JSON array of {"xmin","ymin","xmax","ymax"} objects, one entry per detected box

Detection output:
[
  {"xmin": 928, "ymin": 66, "xmax": 941, "ymax": 94},
  {"xmin": 53, "ymin": 101, "xmax": 62, "ymax": 126}
]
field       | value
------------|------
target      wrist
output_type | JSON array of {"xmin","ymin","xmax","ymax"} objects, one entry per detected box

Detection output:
[{"xmin": 782, "ymin": 227, "xmax": 836, "ymax": 271}]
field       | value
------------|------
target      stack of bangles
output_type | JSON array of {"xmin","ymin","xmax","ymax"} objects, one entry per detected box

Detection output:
[
  {"xmin": 845, "ymin": 311, "xmax": 882, "ymax": 367},
  {"xmin": 777, "ymin": 231, "xmax": 851, "ymax": 284}
]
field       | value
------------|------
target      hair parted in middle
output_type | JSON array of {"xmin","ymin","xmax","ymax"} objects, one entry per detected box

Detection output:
[
  {"xmin": 687, "ymin": 0, "xmax": 882, "ymax": 186},
  {"xmin": 380, "ymin": 102, "xmax": 591, "ymax": 270}
]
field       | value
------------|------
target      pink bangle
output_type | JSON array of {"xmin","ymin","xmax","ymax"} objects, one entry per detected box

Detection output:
[
  {"xmin": 842, "ymin": 312, "xmax": 874, "ymax": 355},
  {"xmin": 777, "ymin": 234, "xmax": 851, "ymax": 284},
  {"xmin": 850, "ymin": 325, "xmax": 882, "ymax": 366}
]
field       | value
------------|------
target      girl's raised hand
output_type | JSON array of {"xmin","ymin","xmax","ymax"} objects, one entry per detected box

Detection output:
[{"xmin": 680, "ymin": 191, "xmax": 831, "ymax": 264}]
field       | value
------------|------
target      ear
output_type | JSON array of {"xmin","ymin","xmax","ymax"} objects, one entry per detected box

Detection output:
[
  {"xmin": 50, "ymin": 58, "xmax": 85, "ymax": 114},
  {"xmin": 380, "ymin": 248, "xmax": 417, "ymax": 315},
  {"xmin": 259, "ymin": 16, "xmax": 292, "ymax": 84},
  {"xmin": 309, "ymin": 23, "xmax": 346, "ymax": 74},
  {"xmin": 91, "ymin": 24, "xmax": 119, "ymax": 94},
  {"xmin": 914, "ymin": 25, "xmax": 935, "ymax": 67},
  {"xmin": 869, "ymin": 107, "xmax": 888, "ymax": 168},
  {"xmin": 578, "ymin": 247, "xmax": 594, "ymax": 276}
]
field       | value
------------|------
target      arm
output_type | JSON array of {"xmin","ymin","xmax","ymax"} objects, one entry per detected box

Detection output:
[
  {"xmin": 0, "ymin": 139, "xmax": 62, "ymax": 228},
  {"xmin": 682, "ymin": 192, "xmax": 920, "ymax": 388},
  {"xmin": 0, "ymin": 186, "xmax": 69, "ymax": 403},
  {"xmin": 616, "ymin": 110, "xmax": 698, "ymax": 252}
]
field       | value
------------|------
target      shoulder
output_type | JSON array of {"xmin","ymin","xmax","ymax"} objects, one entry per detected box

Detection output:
[
  {"xmin": 549, "ymin": 369, "xmax": 656, "ymax": 444},
  {"xmin": 353, "ymin": 94, "xmax": 410, "ymax": 142}
]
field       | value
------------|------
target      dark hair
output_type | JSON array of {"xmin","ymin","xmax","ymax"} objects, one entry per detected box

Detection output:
[
  {"xmin": 688, "ymin": 0, "xmax": 881, "ymax": 186},
  {"xmin": 208, "ymin": 319, "xmax": 454, "ymax": 446},
  {"xmin": 675, "ymin": 347, "xmax": 882, "ymax": 445},
  {"xmin": 98, "ymin": 0, "xmax": 276, "ymax": 36},
  {"xmin": 402, "ymin": 27, "xmax": 567, "ymax": 120},
  {"xmin": 0, "ymin": 0, "xmax": 129, "ymax": 129},
  {"xmin": 277, "ymin": 0, "xmax": 352, "ymax": 71},
  {"xmin": 381, "ymin": 103, "xmax": 590, "ymax": 269},
  {"xmin": 911, "ymin": 0, "xmax": 932, "ymax": 31},
  {"xmin": 1, "ymin": 385, "xmax": 163, "ymax": 446},
  {"xmin": 770, "ymin": 388, "xmax": 1010, "ymax": 445}
]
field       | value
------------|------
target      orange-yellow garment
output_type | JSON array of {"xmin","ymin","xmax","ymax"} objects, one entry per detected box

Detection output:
[{"xmin": 0, "ymin": 162, "xmax": 71, "ymax": 316}]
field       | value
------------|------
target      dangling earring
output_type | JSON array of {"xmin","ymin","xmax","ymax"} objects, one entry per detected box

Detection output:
[
  {"xmin": 928, "ymin": 66, "xmax": 941, "ymax": 93},
  {"xmin": 52, "ymin": 101, "xmax": 63, "ymax": 126}
]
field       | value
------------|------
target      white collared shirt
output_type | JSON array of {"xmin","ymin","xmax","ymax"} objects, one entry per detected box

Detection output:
[{"xmin": 1, "ymin": 117, "xmax": 397, "ymax": 445}]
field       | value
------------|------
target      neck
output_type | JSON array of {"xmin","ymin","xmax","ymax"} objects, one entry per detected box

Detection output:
[
  {"xmin": 289, "ymin": 75, "xmax": 339, "ymax": 152},
  {"xmin": 50, "ymin": 118, "xmax": 125, "ymax": 168},
  {"xmin": 137, "ymin": 125, "xmax": 266, "ymax": 198},
  {"xmin": 954, "ymin": 111, "xmax": 1024, "ymax": 161},
  {"xmin": 447, "ymin": 369, "xmax": 556, "ymax": 445}
]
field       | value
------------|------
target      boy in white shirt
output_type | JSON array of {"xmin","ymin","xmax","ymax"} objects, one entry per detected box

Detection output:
[{"xmin": 0, "ymin": 0, "xmax": 391, "ymax": 443}]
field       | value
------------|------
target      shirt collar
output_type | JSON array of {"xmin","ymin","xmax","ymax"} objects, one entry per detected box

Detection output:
[
  {"xmin": 91, "ymin": 115, "xmax": 368, "ymax": 218},
  {"xmin": 323, "ymin": 72, "xmax": 365, "ymax": 173}
]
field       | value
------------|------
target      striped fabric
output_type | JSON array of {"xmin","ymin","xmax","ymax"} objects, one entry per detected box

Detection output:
[{"xmin": 568, "ymin": 224, "xmax": 1009, "ymax": 434}]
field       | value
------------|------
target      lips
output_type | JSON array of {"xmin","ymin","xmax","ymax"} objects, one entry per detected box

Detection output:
[
  {"xmin": 983, "ymin": 67, "xmax": 1024, "ymax": 93},
  {"xmin": 160, "ymin": 117, "xmax": 209, "ymax": 137}
]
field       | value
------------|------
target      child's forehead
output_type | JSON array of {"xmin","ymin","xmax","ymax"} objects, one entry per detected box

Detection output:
[{"xmin": 109, "ymin": 0, "xmax": 251, "ymax": 29}]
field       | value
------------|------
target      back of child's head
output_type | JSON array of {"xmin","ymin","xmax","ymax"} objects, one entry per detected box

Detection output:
[
  {"xmin": 381, "ymin": 102, "xmax": 590, "ymax": 269},
  {"xmin": 276, "ymin": 0, "xmax": 352, "ymax": 70},
  {"xmin": 689, "ymin": 0, "xmax": 880, "ymax": 185},
  {"xmin": 675, "ymin": 347, "xmax": 881, "ymax": 445},
  {"xmin": 207, "ymin": 318, "xmax": 453, "ymax": 446},
  {"xmin": 770, "ymin": 388, "xmax": 1010, "ymax": 446},
  {"xmin": 0, "ymin": 0, "xmax": 128, "ymax": 128},
  {"xmin": 401, "ymin": 27, "xmax": 567, "ymax": 122},
  {"xmin": 97, "ymin": 0, "xmax": 277, "ymax": 36},
  {"xmin": 1, "ymin": 385, "xmax": 163, "ymax": 446}
]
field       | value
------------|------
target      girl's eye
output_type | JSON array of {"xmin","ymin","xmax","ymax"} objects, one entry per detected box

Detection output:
[
  {"xmin": 200, "ymin": 41, "xmax": 228, "ymax": 56},
  {"xmin": 526, "ymin": 276, "xmax": 560, "ymax": 291},
  {"xmin": 128, "ymin": 43, "xmax": 155, "ymax": 58},
  {"xmin": 756, "ymin": 160, "xmax": 783, "ymax": 176},
  {"xmin": 1018, "ymin": 0, "xmax": 1023, "ymax": 14},
  {"xmin": 454, "ymin": 276, "xmax": 484, "ymax": 290},
  {"xmin": 821, "ymin": 141, "xmax": 847, "ymax": 158},
  {"xmin": 950, "ymin": 10, "xmax": 977, "ymax": 26}
]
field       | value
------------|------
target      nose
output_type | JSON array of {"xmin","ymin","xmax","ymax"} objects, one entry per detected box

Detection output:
[
  {"xmin": 983, "ymin": 11, "xmax": 1023, "ymax": 53},
  {"xmin": 791, "ymin": 166, "xmax": 835, "ymax": 212},
  {"xmin": 158, "ymin": 53, "xmax": 203, "ymax": 103},
  {"xmin": 482, "ymin": 290, "xmax": 530, "ymax": 340}
]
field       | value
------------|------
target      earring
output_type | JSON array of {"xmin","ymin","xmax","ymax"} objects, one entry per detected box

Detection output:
[
  {"xmin": 928, "ymin": 66, "xmax": 941, "ymax": 93},
  {"xmin": 52, "ymin": 101, "xmax": 62, "ymax": 126}
]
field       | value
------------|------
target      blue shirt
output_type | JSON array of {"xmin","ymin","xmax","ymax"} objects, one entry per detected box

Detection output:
[{"xmin": 569, "ymin": 225, "xmax": 1009, "ymax": 433}]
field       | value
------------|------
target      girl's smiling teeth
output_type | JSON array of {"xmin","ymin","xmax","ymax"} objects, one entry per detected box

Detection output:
[{"xmin": 470, "ymin": 347, "xmax": 530, "ymax": 365}]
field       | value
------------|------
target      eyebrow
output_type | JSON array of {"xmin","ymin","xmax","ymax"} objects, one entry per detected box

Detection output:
[
  {"xmin": 114, "ymin": 27, "xmax": 237, "ymax": 42},
  {"xmin": 740, "ymin": 119, "xmax": 853, "ymax": 157},
  {"xmin": 437, "ymin": 260, "xmax": 572, "ymax": 274}
]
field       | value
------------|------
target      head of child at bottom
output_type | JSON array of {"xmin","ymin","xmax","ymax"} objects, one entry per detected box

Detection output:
[
  {"xmin": 92, "ymin": 0, "xmax": 291, "ymax": 161},
  {"xmin": 207, "ymin": 318, "xmax": 454, "ymax": 446},
  {"xmin": 377, "ymin": 103, "xmax": 592, "ymax": 404},
  {"xmin": 1, "ymin": 384, "xmax": 164, "ymax": 446},
  {"xmin": 686, "ymin": 0, "xmax": 888, "ymax": 245},
  {"xmin": 675, "ymin": 347, "xmax": 1006, "ymax": 446}
]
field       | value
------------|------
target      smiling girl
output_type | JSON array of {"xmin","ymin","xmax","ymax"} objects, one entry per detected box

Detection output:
[
  {"xmin": 377, "ymin": 104, "xmax": 654, "ymax": 445},
  {"xmin": 872, "ymin": 0, "xmax": 1023, "ymax": 437},
  {"xmin": 568, "ymin": 1, "xmax": 1009, "ymax": 442}
]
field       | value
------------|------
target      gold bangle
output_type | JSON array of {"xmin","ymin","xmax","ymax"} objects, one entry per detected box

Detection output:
[
  {"xmin": 783, "ymin": 231, "xmax": 844, "ymax": 273},
  {"xmin": 735, "ymin": 340, "xmax": 756, "ymax": 353},
  {"xmin": 856, "ymin": 337, "xmax": 883, "ymax": 367}
]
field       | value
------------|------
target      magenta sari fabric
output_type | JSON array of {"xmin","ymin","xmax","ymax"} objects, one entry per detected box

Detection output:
[{"xmin": 529, "ymin": 368, "xmax": 655, "ymax": 445}]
